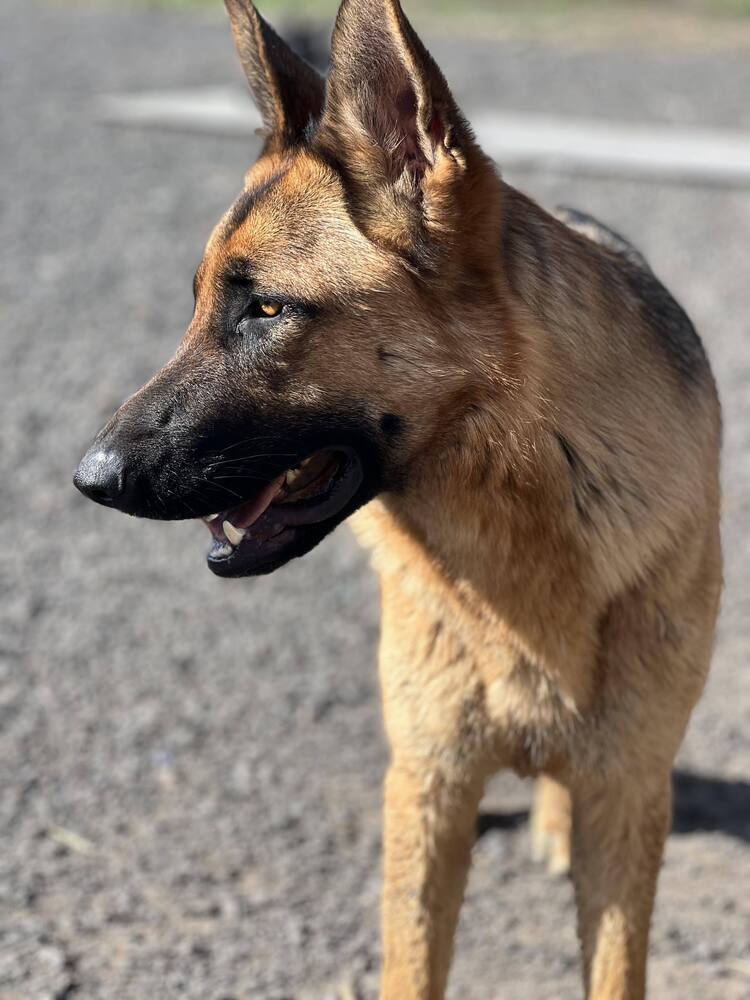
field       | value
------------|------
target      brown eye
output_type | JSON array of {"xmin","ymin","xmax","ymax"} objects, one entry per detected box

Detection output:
[
  {"xmin": 236, "ymin": 296, "xmax": 294, "ymax": 337},
  {"xmin": 259, "ymin": 300, "xmax": 282, "ymax": 318}
]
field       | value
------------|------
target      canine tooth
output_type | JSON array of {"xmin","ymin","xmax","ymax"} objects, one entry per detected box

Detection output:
[
  {"xmin": 203, "ymin": 513, "xmax": 219, "ymax": 522},
  {"xmin": 212, "ymin": 542, "xmax": 233, "ymax": 559},
  {"xmin": 223, "ymin": 520, "xmax": 246, "ymax": 546},
  {"xmin": 285, "ymin": 468, "xmax": 302, "ymax": 488}
]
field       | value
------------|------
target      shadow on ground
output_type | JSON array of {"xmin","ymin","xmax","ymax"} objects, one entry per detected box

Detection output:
[
  {"xmin": 672, "ymin": 770, "xmax": 750, "ymax": 841},
  {"xmin": 476, "ymin": 770, "xmax": 750, "ymax": 843}
]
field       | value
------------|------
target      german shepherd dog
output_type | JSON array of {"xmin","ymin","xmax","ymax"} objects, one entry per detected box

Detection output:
[{"xmin": 74, "ymin": 1, "xmax": 722, "ymax": 996}]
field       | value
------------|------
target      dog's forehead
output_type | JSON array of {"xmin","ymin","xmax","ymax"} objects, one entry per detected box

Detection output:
[{"xmin": 210, "ymin": 150, "xmax": 391, "ymax": 301}]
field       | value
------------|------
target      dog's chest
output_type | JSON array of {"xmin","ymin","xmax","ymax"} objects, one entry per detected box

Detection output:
[
  {"xmin": 355, "ymin": 504, "xmax": 587, "ymax": 774},
  {"xmin": 380, "ymin": 593, "xmax": 583, "ymax": 777},
  {"xmin": 482, "ymin": 654, "xmax": 582, "ymax": 775},
  {"xmin": 440, "ymin": 608, "xmax": 583, "ymax": 775}
]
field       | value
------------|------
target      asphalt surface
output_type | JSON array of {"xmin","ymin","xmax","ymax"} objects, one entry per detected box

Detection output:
[{"xmin": 1, "ymin": 2, "xmax": 749, "ymax": 998}]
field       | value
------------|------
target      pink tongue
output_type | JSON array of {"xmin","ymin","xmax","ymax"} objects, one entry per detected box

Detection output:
[{"xmin": 228, "ymin": 473, "xmax": 286, "ymax": 529}]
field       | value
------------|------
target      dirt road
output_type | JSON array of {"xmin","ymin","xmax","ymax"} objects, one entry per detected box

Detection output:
[{"xmin": 1, "ymin": 2, "xmax": 748, "ymax": 997}]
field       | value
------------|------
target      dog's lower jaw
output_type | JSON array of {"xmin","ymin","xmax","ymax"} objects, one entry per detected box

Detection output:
[{"xmin": 203, "ymin": 447, "xmax": 368, "ymax": 577}]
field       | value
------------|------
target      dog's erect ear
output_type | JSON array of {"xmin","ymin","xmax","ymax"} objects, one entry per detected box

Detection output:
[
  {"xmin": 315, "ymin": 0, "xmax": 480, "ymax": 260},
  {"xmin": 224, "ymin": 0, "xmax": 325, "ymax": 147},
  {"xmin": 324, "ymin": 0, "xmax": 466, "ymax": 178}
]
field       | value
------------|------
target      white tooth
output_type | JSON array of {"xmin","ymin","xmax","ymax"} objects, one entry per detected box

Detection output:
[
  {"xmin": 212, "ymin": 542, "xmax": 233, "ymax": 559},
  {"xmin": 203, "ymin": 513, "xmax": 220, "ymax": 522},
  {"xmin": 285, "ymin": 468, "xmax": 300, "ymax": 488},
  {"xmin": 223, "ymin": 520, "xmax": 246, "ymax": 546}
]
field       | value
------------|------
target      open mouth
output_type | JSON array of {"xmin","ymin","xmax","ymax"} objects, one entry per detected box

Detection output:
[{"xmin": 201, "ymin": 447, "xmax": 364, "ymax": 576}]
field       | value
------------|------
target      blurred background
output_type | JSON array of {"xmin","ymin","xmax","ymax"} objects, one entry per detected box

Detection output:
[{"xmin": 1, "ymin": 0, "xmax": 749, "ymax": 997}]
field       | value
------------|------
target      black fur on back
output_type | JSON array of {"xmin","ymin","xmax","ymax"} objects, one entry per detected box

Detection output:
[{"xmin": 555, "ymin": 205, "xmax": 709, "ymax": 385}]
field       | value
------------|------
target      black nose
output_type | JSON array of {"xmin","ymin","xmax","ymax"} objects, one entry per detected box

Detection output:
[{"xmin": 73, "ymin": 447, "xmax": 127, "ymax": 507}]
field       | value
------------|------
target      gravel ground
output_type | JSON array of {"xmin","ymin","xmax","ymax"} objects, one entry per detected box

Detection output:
[{"xmin": 1, "ymin": 2, "xmax": 749, "ymax": 998}]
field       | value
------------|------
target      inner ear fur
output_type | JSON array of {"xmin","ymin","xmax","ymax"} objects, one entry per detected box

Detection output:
[
  {"xmin": 314, "ymin": 0, "xmax": 485, "ymax": 262},
  {"xmin": 225, "ymin": 0, "xmax": 325, "ymax": 149}
]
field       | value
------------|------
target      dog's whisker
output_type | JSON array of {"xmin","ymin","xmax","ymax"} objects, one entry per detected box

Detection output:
[
  {"xmin": 210, "ymin": 452, "xmax": 297, "ymax": 467},
  {"xmin": 216, "ymin": 436, "xmax": 286, "ymax": 455},
  {"xmin": 209, "ymin": 474, "xmax": 270, "ymax": 483},
  {"xmin": 208, "ymin": 481, "xmax": 244, "ymax": 501},
  {"xmin": 210, "ymin": 472, "xmax": 271, "ymax": 481},
  {"xmin": 179, "ymin": 496, "xmax": 199, "ymax": 517}
]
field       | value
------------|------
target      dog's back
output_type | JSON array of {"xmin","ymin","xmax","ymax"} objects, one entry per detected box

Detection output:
[
  {"xmin": 554, "ymin": 205, "xmax": 651, "ymax": 271},
  {"xmin": 554, "ymin": 204, "xmax": 712, "ymax": 385}
]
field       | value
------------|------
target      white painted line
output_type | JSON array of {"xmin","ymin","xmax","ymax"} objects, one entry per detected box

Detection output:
[
  {"xmin": 99, "ymin": 87, "xmax": 259, "ymax": 134},
  {"xmin": 472, "ymin": 111, "xmax": 750, "ymax": 185},
  {"xmin": 98, "ymin": 87, "xmax": 750, "ymax": 185}
]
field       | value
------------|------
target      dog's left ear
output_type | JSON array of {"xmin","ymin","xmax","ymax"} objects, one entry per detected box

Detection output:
[
  {"xmin": 225, "ymin": 0, "xmax": 325, "ymax": 149},
  {"xmin": 316, "ymin": 0, "xmax": 485, "ymax": 262}
]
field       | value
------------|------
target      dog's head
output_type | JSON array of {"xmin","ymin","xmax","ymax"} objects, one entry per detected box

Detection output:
[{"xmin": 74, "ymin": 0, "xmax": 509, "ymax": 576}]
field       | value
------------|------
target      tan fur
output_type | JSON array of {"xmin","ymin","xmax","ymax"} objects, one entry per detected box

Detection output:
[{"xmin": 205, "ymin": 2, "xmax": 724, "ymax": 995}]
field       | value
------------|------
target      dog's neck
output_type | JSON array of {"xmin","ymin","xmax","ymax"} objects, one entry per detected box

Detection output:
[
  {"xmin": 375, "ymin": 184, "xmax": 628, "ymax": 673},
  {"xmin": 387, "ymin": 185, "xmax": 588, "ymax": 549}
]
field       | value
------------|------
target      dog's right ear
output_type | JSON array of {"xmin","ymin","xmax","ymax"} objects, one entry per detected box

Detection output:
[{"xmin": 224, "ymin": 0, "xmax": 325, "ymax": 149}]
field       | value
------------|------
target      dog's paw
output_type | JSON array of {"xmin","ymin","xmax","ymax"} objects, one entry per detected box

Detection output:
[{"xmin": 530, "ymin": 824, "xmax": 571, "ymax": 876}]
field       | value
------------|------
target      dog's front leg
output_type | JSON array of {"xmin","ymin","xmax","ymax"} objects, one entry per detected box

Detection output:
[
  {"xmin": 380, "ymin": 757, "xmax": 484, "ymax": 1000},
  {"xmin": 570, "ymin": 770, "xmax": 672, "ymax": 1000},
  {"xmin": 376, "ymin": 572, "xmax": 486, "ymax": 1000}
]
